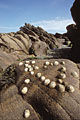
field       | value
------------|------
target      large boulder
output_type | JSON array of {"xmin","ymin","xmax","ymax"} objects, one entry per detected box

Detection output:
[
  {"xmin": 0, "ymin": 59, "xmax": 80, "ymax": 120},
  {"xmin": 71, "ymin": 0, "xmax": 80, "ymax": 27}
]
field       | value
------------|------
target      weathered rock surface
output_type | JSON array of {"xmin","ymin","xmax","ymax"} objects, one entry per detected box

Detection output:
[{"xmin": 0, "ymin": 59, "xmax": 80, "ymax": 120}]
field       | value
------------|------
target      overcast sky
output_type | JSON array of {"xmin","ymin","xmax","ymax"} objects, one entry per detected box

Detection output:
[{"xmin": 0, "ymin": 0, "xmax": 74, "ymax": 33}]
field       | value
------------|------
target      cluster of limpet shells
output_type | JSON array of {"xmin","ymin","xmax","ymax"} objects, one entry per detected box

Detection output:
[{"xmin": 19, "ymin": 60, "xmax": 75, "ymax": 94}]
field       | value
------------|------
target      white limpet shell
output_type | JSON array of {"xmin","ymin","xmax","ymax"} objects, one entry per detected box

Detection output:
[
  {"xmin": 45, "ymin": 61, "xmax": 50, "ymax": 65},
  {"xmin": 31, "ymin": 60, "xmax": 36, "ymax": 64},
  {"xmin": 21, "ymin": 87, "xmax": 28, "ymax": 94},
  {"xmin": 43, "ymin": 65, "xmax": 47, "ymax": 69},
  {"xmin": 61, "ymin": 61, "xmax": 65, "ymax": 65},
  {"xmin": 25, "ymin": 61, "xmax": 30, "ymax": 64},
  {"xmin": 24, "ymin": 109, "xmax": 30, "ymax": 118},
  {"xmin": 34, "ymin": 66, "xmax": 39, "ymax": 70},
  {"xmin": 57, "ymin": 79, "xmax": 63, "ymax": 84},
  {"xmin": 27, "ymin": 65, "xmax": 31, "ymax": 68},
  {"xmin": 25, "ymin": 64, "xmax": 29, "ymax": 67},
  {"xmin": 41, "ymin": 76, "xmax": 46, "ymax": 81},
  {"xmin": 25, "ymin": 68, "xmax": 28, "ymax": 72},
  {"xmin": 60, "ymin": 67, "xmax": 66, "ymax": 72},
  {"xmin": 71, "ymin": 71, "xmax": 79, "ymax": 78},
  {"xmin": 66, "ymin": 85, "xmax": 75, "ymax": 93},
  {"xmin": 44, "ymin": 79, "xmax": 50, "ymax": 86},
  {"xmin": 24, "ymin": 79, "xmax": 30, "ymax": 84},
  {"xmin": 50, "ymin": 63, "xmax": 53, "ymax": 66},
  {"xmin": 57, "ymin": 84, "xmax": 65, "ymax": 93},
  {"xmin": 30, "ymin": 71, "xmax": 34, "ymax": 75},
  {"xmin": 53, "ymin": 61, "xmax": 59, "ymax": 66},
  {"xmin": 29, "ymin": 67, "xmax": 33, "ymax": 72},
  {"xmin": 36, "ymin": 73, "xmax": 42, "ymax": 78},
  {"xmin": 49, "ymin": 81, "xmax": 56, "ymax": 88},
  {"xmin": 19, "ymin": 62, "xmax": 23, "ymax": 66},
  {"xmin": 58, "ymin": 73, "xmax": 66, "ymax": 79}
]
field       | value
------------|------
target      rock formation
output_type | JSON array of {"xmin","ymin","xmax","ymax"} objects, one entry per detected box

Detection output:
[
  {"xmin": 0, "ymin": 0, "xmax": 80, "ymax": 119},
  {"xmin": 63, "ymin": 0, "xmax": 80, "ymax": 62},
  {"xmin": 0, "ymin": 59, "xmax": 80, "ymax": 120}
]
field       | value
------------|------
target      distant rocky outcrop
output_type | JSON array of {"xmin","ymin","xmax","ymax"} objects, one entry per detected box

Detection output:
[{"xmin": 0, "ymin": 24, "xmax": 71, "ymax": 69}]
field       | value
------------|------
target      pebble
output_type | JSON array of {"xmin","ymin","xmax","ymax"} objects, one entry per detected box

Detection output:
[
  {"xmin": 44, "ymin": 79, "xmax": 50, "ymax": 86},
  {"xmin": 58, "ymin": 73, "xmax": 66, "ymax": 79},
  {"xmin": 66, "ymin": 85, "xmax": 75, "ymax": 93},
  {"xmin": 36, "ymin": 73, "xmax": 42, "ymax": 78},
  {"xmin": 24, "ymin": 109, "xmax": 30, "ymax": 118},
  {"xmin": 19, "ymin": 62, "xmax": 23, "ymax": 66},
  {"xmin": 41, "ymin": 76, "xmax": 46, "ymax": 81},
  {"xmin": 53, "ymin": 61, "xmax": 59, "ymax": 66},
  {"xmin": 24, "ymin": 68, "xmax": 28, "ymax": 72},
  {"xmin": 57, "ymin": 84, "xmax": 65, "ymax": 93},
  {"xmin": 25, "ymin": 61, "xmax": 30, "ymax": 64},
  {"xmin": 21, "ymin": 87, "xmax": 28, "ymax": 94},
  {"xmin": 71, "ymin": 71, "xmax": 79, "ymax": 78},
  {"xmin": 45, "ymin": 61, "xmax": 50, "ymax": 65},
  {"xmin": 24, "ymin": 79, "xmax": 30, "ymax": 84},
  {"xmin": 49, "ymin": 81, "xmax": 56, "ymax": 88},
  {"xmin": 31, "ymin": 60, "xmax": 36, "ymax": 64},
  {"xmin": 30, "ymin": 71, "xmax": 34, "ymax": 75}
]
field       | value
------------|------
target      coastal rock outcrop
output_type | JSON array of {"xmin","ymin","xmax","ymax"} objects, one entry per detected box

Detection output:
[{"xmin": 0, "ymin": 59, "xmax": 80, "ymax": 120}]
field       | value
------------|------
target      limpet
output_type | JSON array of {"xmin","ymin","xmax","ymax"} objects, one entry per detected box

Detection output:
[
  {"xmin": 31, "ymin": 60, "xmax": 36, "ymax": 64},
  {"xmin": 49, "ymin": 81, "xmax": 56, "ymax": 88},
  {"xmin": 41, "ymin": 76, "xmax": 46, "ymax": 81},
  {"xmin": 71, "ymin": 71, "xmax": 79, "ymax": 78},
  {"xmin": 29, "ymin": 67, "xmax": 33, "ymax": 72},
  {"xmin": 25, "ymin": 61, "xmax": 30, "ymax": 64},
  {"xmin": 24, "ymin": 68, "xmax": 28, "ymax": 72},
  {"xmin": 36, "ymin": 73, "xmax": 42, "ymax": 78},
  {"xmin": 28, "ymin": 65, "xmax": 32, "ymax": 68},
  {"xmin": 30, "ymin": 71, "xmax": 34, "ymax": 75},
  {"xmin": 24, "ymin": 79, "xmax": 30, "ymax": 84},
  {"xmin": 60, "ymin": 67, "xmax": 66, "ymax": 72},
  {"xmin": 25, "ymin": 64, "xmax": 29, "ymax": 67},
  {"xmin": 57, "ymin": 79, "xmax": 63, "ymax": 84},
  {"xmin": 66, "ymin": 85, "xmax": 75, "ymax": 93},
  {"xmin": 61, "ymin": 61, "xmax": 65, "ymax": 65},
  {"xmin": 24, "ymin": 109, "xmax": 30, "ymax": 118},
  {"xmin": 21, "ymin": 87, "xmax": 28, "ymax": 94},
  {"xmin": 43, "ymin": 66, "xmax": 47, "ymax": 69},
  {"xmin": 50, "ymin": 63, "xmax": 53, "ymax": 66},
  {"xmin": 44, "ymin": 79, "xmax": 50, "ymax": 86},
  {"xmin": 53, "ymin": 61, "xmax": 59, "ymax": 66},
  {"xmin": 58, "ymin": 73, "xmax": 66, "ymax": 79},
  {"xmin": 34, "ymin": 66, "xmax": 39, "ymax": 70},
  {"xmin": 45, "ymin": 61, "xmax": 50, "ymax": 65},
  {"xmin": 57, "ymin": 84, "xmax": 65, "ymax": 93},
  {"xmin": 19, "ymin": 62, "xmax": 23, "ymax": 66}
]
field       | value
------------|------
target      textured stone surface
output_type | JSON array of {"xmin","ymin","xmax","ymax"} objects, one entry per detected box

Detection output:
[{"xmin": 0, "ymin": 59, "xmax": 80, "ymax": 120}]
